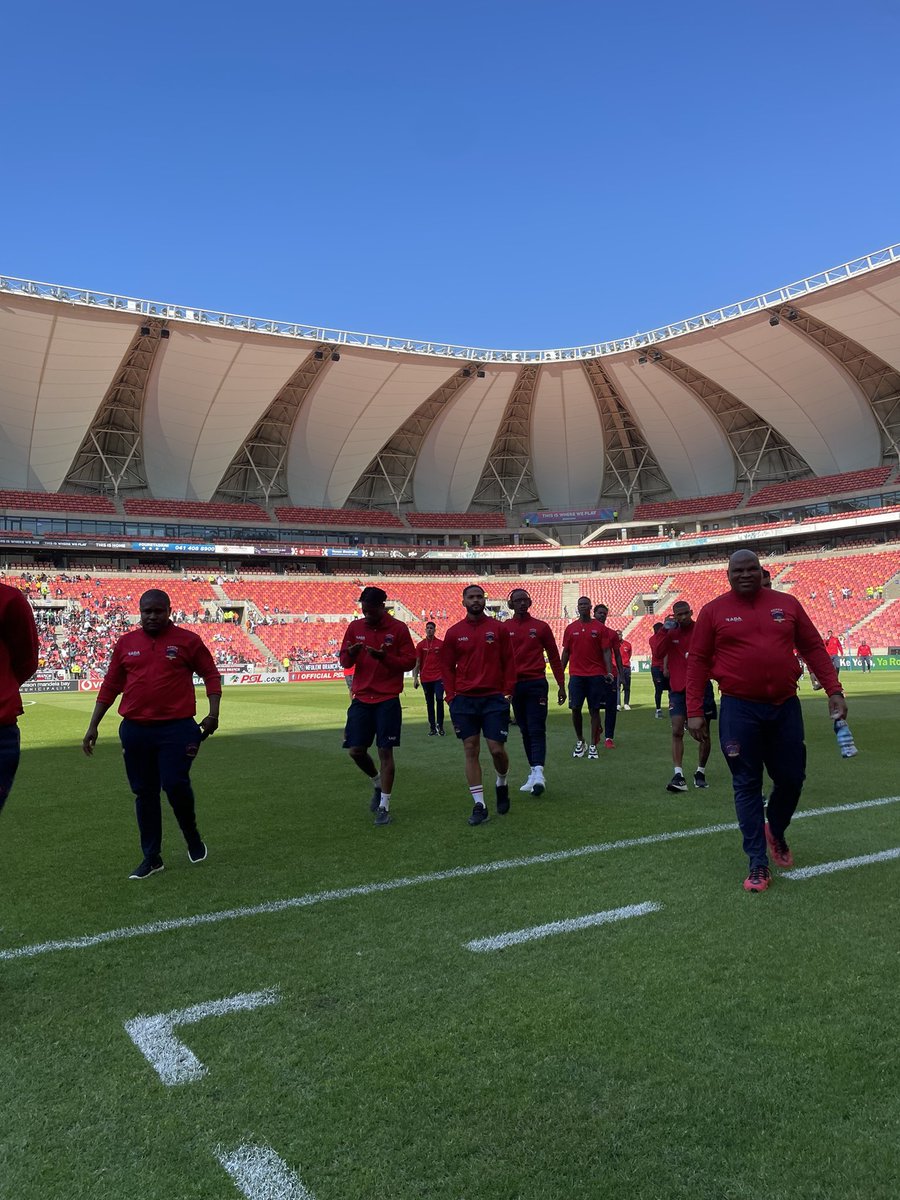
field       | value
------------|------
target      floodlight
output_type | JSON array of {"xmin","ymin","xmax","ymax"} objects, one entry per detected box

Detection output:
[
  {"xmin": 331, "ymin": 352, "xmax": 341, "ymax": 361},
  {"xmin": 314, "ymin": 350, "xmax": 324, "ymax": 359},
  {"xmin": 140, "ymin": 326, "xmax": 151, "ymax": 337},
  {"xmin": 769, "ymin": 315, "xmax": 780, "ymax": 327}
]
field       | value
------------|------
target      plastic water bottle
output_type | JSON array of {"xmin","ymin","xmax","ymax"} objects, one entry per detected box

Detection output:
[{"xmin": 834, "ymin": 719, "xmax": 858, "ymax": 758}]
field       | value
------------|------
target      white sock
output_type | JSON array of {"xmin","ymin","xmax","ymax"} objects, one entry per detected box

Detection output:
[
  {"xmin": 470, "ymin": 785, "xmax": 485, "ymax": 807},
  {"xmin": 673, "ymin": 766, "xmax": 684, "ymax": 776},
  {"xmin": 380, "ymin": 792, "xmax": 391, "ymax": 811},
  {"xmin": 533, "ymin": 764, "xmax": 545, "ymax": 779},
  {"xmin": 695, "ymin": 766, "xmax": 705, "ymax": 776},
  {"xmin": 495, "ymin": 773, "xmax": 508, "ymax": 786}
]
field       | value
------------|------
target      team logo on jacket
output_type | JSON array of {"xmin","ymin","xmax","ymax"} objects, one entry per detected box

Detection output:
[
  {"xmin": 166, "ymin": 645, "xmax": 179, "ymax": 659},
  {"xmin": 770, "ymin": 608, "xmax": 785, "ymax": 623},
  {"xmin": 485, "ymin": 631, "xmax": 495, "ymax": 643},
  {"xmin": 383, "ymin": 634, "xmax": 395, "ymax": 646},
  {"xmin": 528, "ymin": 627, "xmax": 538, "ymax": 638}
]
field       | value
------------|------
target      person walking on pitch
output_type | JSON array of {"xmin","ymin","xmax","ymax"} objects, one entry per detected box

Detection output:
[
  {"xmin": 339, "ymin": 587, "xmax": 417, "ymax": 826},
  {"xmin": 686, "ymin": 550, "xmax": 846, "ymax": 893},
  {"xmin": 561, "ymin": 598, "xmax": 614, "ymax": 760},
  {"xmin": 413, "ymin": 621, "xmax": 445, "ymax": 735},
  {"xmin": 654, "ymin": 602, "xmax": 715, "ymax": 793},
  {"xmin": 81, "ymin": 589, "xmax": 221, "ymax": 879},
  {"xmin": 441, "ymin": 584, "xmax": 517, "ymax": 825},
  {"xmin": 0, "ymin": 580, "xmax": 39, "ymax": 819},
  {"xmin": 592, "ymin": 604, "xmax": 624, "ymax": 748},
  {"xmin": 505, "ymin": 588, "xmax": 566, "ymax": 795}
]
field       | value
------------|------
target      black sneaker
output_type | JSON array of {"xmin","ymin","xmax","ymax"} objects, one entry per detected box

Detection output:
[
  {"xmin": 437, "ymin": 725, "xmax": 445, "ymax": 736},
  {"xmin": 374, "ymin": 807, "xmax": 392, "ymax": 826},
  {"xmin": 129, "ymin": 857, "xmax": 164, "ymax": 880},
  {"xmin": 693, "ymin": 771, "xmax": 709, "ymax": 789},
  {"xmin": 187, "ymin": 840, "xmax": 207, "ymax": 863},
  {"xmin": 428, "ymin": 727, "xmax": 437, "ymax": 736},
  {"xmin": 369, "ymin": 784, "xmax": 382, "ymax": 813},
  {"xmin": 666, "ymin": 774, "xmax": 688, "ymax": 793},
  {"xmin": 468, "ymin": 804, "xmax": 489, "ymax": 826},
  {"xmin": 495, "ymin": 784, "xmax": 510, "ymax": 815}
]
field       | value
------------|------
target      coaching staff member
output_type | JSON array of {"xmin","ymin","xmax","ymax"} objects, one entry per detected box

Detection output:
[
  {"xmin": 506, "ymin": 588, "xmax": 566, "ymax": 796},
  {"xmin": 441, "ymin": 584, "xmax": 517, "ymax": 825},
  {"xmin": 686, "ymin": 550, "xmax": 846, "ymax": 893},
  {"xmin": 413, "ymin": 621, "xmax": 445, "ymax": 736},
  {"xmin": 339, "ymin": 586, "xmax": 417, "ymax": 826},
  {"xmin": 82, "ymin": 590, "xmax": 222, "ymax": 879},
  {"xmin": 0, "ymin": 581, "xmax": 39, "ymax": 817}
]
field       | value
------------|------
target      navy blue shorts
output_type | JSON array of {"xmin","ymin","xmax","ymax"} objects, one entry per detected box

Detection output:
[
  {"xmin": 343, "ymin": 697, "xmax": 402, "ymax": 750},
  {"xmin": 568, "ymin": 674, "xmax": 606, "ymax": 712},
  {"xmin": 669, "ymin": 684, "xmax": 717, "ymax": 722},
  {"xmin": 449, "ymin": 694, "xmax": 509, "ymax": 742}
]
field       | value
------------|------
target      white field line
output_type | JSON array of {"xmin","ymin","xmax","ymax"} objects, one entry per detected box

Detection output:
[
  {"xmin": 784, "ymin": 846, "xmax": 900, "ymax": 880},
  {"xmin": 465, "ymin": 901, "xmax": 662, "ymax": 952},
  {"xmin": 1, "ymin": 794, "xmax": 898, "ymax": 964},
  {"xmin": 215, "ymin": 1143, "xmax": 314, "ymax": 1200},
  {"xmin": 124, "ymin": 987, "xmax": 280, "ymax": 1085}
]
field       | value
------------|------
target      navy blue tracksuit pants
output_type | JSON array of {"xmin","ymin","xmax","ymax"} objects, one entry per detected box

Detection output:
[
  {"xmin": 119, "ymin": 717, "xmax": 203, "ymax": 859},
  {"xmin": 719, "ymin": 695, "xmax": 806, "ymax": 868},
  {"xmin": 422, "ymin": 680, "xmax": 445, "ymax": 730},
  {"xmin": 0, "ymin": 724, "xmax": 21, "ymax": 815},
  {"xmin": 511, "ymin": 678, "xmax": 549, "ymax": 766}
]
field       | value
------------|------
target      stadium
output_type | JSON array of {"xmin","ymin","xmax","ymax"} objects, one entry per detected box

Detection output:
[{"xmin": 3, "ymin": 246, "xmax": 900, "ymax": 1200}]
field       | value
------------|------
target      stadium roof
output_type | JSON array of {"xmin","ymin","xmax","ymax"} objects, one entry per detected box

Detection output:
[{"xmin": 1, "ymin": 244, "xmax": 899, "ymax": 513}]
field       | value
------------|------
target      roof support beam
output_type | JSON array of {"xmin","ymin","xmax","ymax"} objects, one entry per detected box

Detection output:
[{"xmin": 470, "ymin": 365, "xmax": 540, "ymax": 512}]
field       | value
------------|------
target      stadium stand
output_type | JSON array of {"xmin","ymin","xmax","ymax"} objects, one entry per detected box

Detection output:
[
  {"xmin": 274, "ymin": 506, "xmax": 405, "ymax": 528},
  {"xmin": 746, "ymin": 467, "xmax": 893, "ymax": 510},
  {"xmin": 122, "ymin": 498, "xmax": 271, "ymax": 522},
  {"xmin": 632, "ymin": 493, "xmax": 744, "ymax": 521},
  {"xmin": 406, "ymin": 512, "xmax": 507, "ymax": 529},
  {"xmin": 0, "ymin": 490, "xmax": 116, "ymax": 514}
]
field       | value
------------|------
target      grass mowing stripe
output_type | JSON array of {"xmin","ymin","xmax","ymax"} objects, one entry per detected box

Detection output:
[
  {"xmin": 2, "ymin": 794, "xmax": 898, "ymax": 965},
  {"xmin": 464, "ymin": 901, "xmax": 662, "ymax": 952},
  {"xmin": 784, "ymin": 846, "xmax": 900, "ymax": 880},
  {"xmin": 214, "ymin": 1144, "xmax": 314, "ymax": 1200}
]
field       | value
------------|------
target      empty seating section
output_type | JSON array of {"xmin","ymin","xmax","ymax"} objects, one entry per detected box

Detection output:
[
  {"xmin": 776, "ymin": 552, "xmax": 899, "ymax": 638},
  {"xmin": 0, "ymin": 490, "xmax": 116, "ymax": 513},
  {"xmin": 274, "ymin": 507, "xmax": 404, "ymax": 528},
  {"xmin": 632, "ymin": 493, "xmax": 743, "ymax": 521},
  {"xmin": 747, "ymin": 467, "xmax": 893, "ymax": 510},
  {"xmin": 406, "ymin": 512, "xmax": 507, "ymax": 529},
  {"xmin": 51, "ymin": 576, "xmax": 216, "ymax": 615},
  {"xmin": 123, "ymin": 498, "xmax": 270, "ymax": 522}
]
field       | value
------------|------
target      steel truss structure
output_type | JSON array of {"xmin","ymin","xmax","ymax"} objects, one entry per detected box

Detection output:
[{"xmin": 470, "ymin": 365, "xmax": 540, "ymax": 512}]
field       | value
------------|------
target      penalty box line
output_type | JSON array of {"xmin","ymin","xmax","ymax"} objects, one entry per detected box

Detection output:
[{"xmin": 1, "ymin": 795, "xmax": 897, "ymax": 965}]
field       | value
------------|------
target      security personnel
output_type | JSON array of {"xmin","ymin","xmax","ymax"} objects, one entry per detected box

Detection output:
[{"xmin": 82, "ymin": 589, "xmax": 222, "ymax": 879}]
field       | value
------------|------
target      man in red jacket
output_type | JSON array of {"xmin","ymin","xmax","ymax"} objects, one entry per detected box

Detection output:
[
  {"xmin": 412, "ymin": 621, "xmax": 445, "ymax": 736},
  {"xmin": 440, "ymin": 584, "xmax": 517, "ymax": 825},
  {"xmin": 823, "ymin": 630, "xmax": 843, "ymax": 674},
  {"xmin": 857, "ymin": 641, "xmax": 873, "ymax": 672},
  {"xmin": 686, "ymin": 551, "xmax": 846, "ymax": 893},
  {"xmin": 339, "ymin": 586, "xmax": 417, "ymax": 826},
  {"xmin": 655, "ymin": 602, "xmax": 716, "ymax": 793},
  {"xmin": 0, "ymin": 581, "xmax": 39, "ymax": 817},
  {"xmin": 506, "ymin": 588, "xmax": 565, "ymax": 796},
  {"xmin": 82, "ymin": 590, "xmax": 222, "ymax": 879}
]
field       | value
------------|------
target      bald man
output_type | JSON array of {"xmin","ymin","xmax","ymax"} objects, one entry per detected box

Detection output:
[
  {"xmin": 83, "ymin": 589, "xmax": 222, "ymax": 879},
  {"xmin": 686, "ymin": 551, "xmax": 846, "ymax": 893}
]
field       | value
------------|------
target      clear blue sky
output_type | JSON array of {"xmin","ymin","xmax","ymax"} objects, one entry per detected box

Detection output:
[{"xmin": 3, "ymin": 1, "xmax": 898, "ymax": 349}]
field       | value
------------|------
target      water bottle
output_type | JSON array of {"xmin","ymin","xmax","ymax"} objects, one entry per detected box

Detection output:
[{"xmin": 834, "ymin": 719, "xmax": 858, "ymax": 758}]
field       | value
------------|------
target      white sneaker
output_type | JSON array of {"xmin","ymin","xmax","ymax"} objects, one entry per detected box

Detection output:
[
  {"xmin": 587, "ymin": 744, "xmax": 599, "ymax": 760},
  {"xmin": 624, "ymin": 704, "xmax": 631, "ymax": 711},
  {"xmin": 655, "ymin": 709, "xmax": 663, "ymax": 718},
  {"xmin": 572, "ymin": 741, "xmax": 586, "ymax": 758},
  {"xmin": 616, "ymin": 704, "xmax": 621, "ymax": 711},
  {"xmin": 519, "ymin": 770, "xmax": 536, "ymax": 792},
  {"xmin": 531, "ymin": 771, "xmax": 546, "ymax": 796}
]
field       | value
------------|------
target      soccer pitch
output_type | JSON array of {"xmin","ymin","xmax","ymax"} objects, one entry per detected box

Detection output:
[{"xmin": 2, "ymin": 676, "xmax": 898, "ymax": 1200}]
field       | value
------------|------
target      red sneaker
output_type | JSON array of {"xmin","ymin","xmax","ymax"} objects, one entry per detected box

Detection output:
[
  {"xmin": 765, "ymin": 823, "xmax": 794, "ymax": 868},
  {"xmin": 743, "ymin": 865, "xmax": 771, "ymax": 892},
  {"xmin": 604, "ymin": 738, "xmax": 615, "ymax": 750}
]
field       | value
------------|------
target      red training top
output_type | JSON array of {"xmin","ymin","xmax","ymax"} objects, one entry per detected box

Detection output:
[
  {"xmin": 654, "ymin": 623, "xmax": 696, "ymax": 693},
  {"xmin": 415, "ymin": 636, "xmax": 444, "ymax": 683},
  {"xmin": 562, "ymin": 619, "xmax": 613, "ymax": 677},
  {"xmin": 685, "ymin": 589, "xmax": 841, "ymax": 717},
  {"xmin": 648, "ymin": 630, "xmax": 666, "ymax": 669},
  {"xmin": 339, "ymin": 614, "xmax": 417, "ymax": 703},
  {"xmin": 98, "ymin": 623, "xmax": 222, "ymax": 722},
  {"xmin": 824, "ymin": 636, "xmax": 843, "ymax": 656},
  {"xmin": 440, "ymin": 614, "xmax": 517, "ymax": 701},
  {"xmin": 0, "ymin": 583, "xmax": 39, "ymax": 724},
  {"xmin": 857, "ymin": 643, "xmax": 872, "ymax": 657},
  {"xmin": 618, "ymin": 639, "xmax": 633, "ymax": 669},
  {"xmin": 506, "ymin": 614, "xmax": 565, "ymax": 687},
  {"xmin": 600, "ymin": 625, "xmax": 621, "ymax": 676}
]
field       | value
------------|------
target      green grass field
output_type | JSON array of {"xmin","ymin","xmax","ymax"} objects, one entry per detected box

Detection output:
[{"xmin": 2, "ymin": 674, "xmax": 898, "ymax": 1199}]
